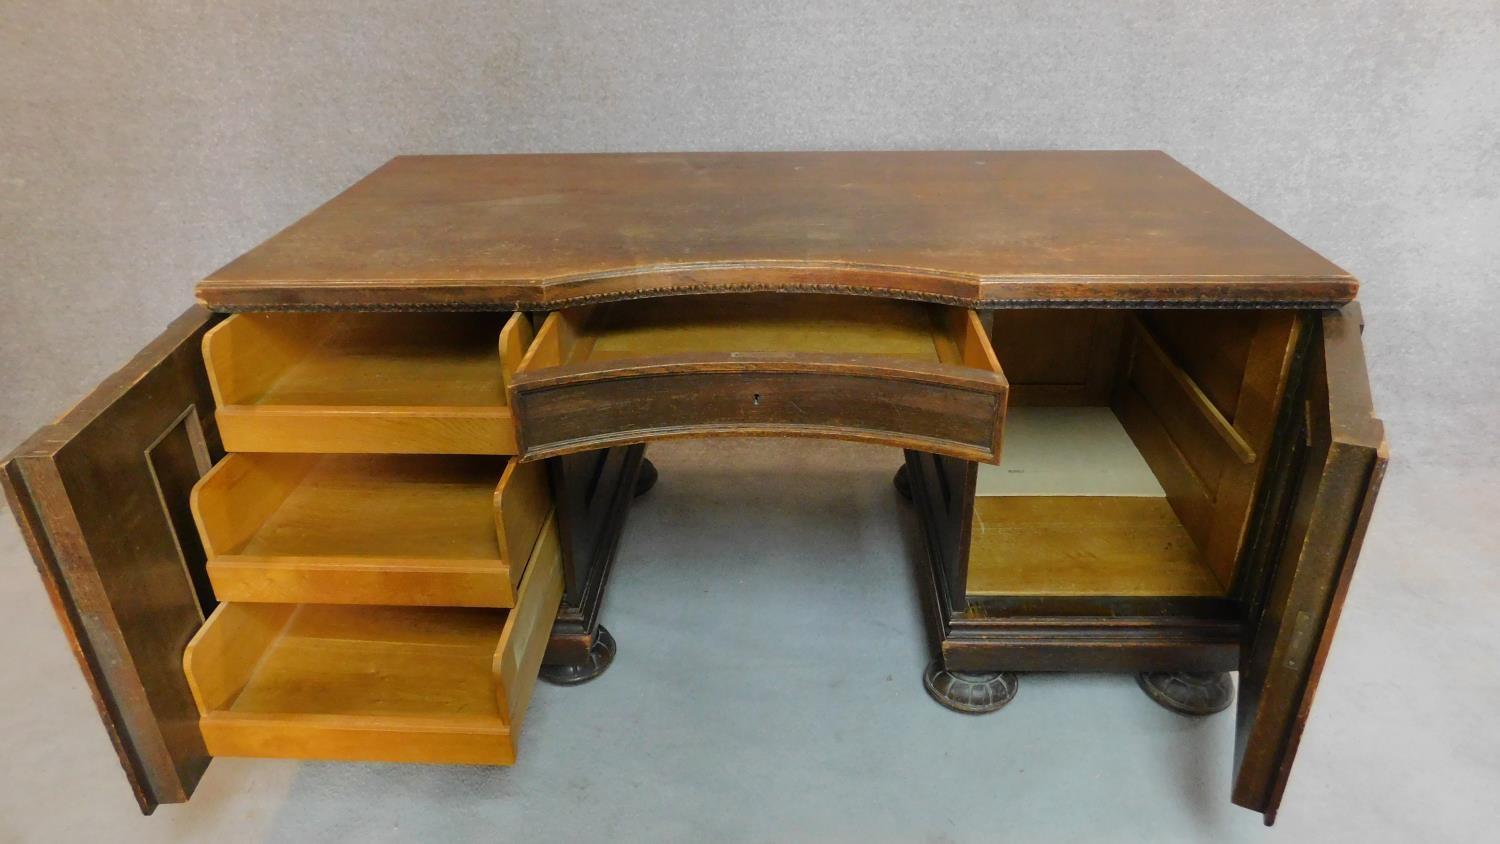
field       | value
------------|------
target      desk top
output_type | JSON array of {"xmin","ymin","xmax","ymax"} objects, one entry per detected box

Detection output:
[{"xmin": 197, "ymin": 151, "xmax": 1354, "ymax": 310}]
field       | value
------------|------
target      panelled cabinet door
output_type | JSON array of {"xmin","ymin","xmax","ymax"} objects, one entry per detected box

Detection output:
[
  {"xmin": 1231, "ymin": 304, "xmax": 1387, "ymax": 823},
  {"xmin": 0, "ymin": 307, "xmax": 223, "ymax": 814}
]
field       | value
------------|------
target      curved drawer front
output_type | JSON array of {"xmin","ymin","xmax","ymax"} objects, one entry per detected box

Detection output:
[{"xmin": 509, "ymin": 294, "xmax": 1008, "ymax": 463}]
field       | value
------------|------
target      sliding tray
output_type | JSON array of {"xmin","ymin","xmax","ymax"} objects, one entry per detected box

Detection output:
[
  {"xmin": 508, "ymin": 294, "xmax": 1008, "ymax": 462},
  {"xmin": 203, "ymin": 311, "xmax": 533, "ymax": 454},
  {"xmin": 182, "ymin": 511, "xmax": 563, "ymax": 765},
  {"xmin": 191, "ymin": 454, "xmax": 549, "ymax": 608}
]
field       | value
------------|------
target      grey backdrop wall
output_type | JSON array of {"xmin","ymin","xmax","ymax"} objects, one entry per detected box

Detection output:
[{"xmin": 3, "ymin": 0, "xmax": 1498, "ymax": 466}]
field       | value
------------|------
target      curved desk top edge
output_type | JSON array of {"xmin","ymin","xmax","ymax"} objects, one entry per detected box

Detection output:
[{"xmin": 196, "ymin": 265, "xmax": 1356, "ymax": 312}]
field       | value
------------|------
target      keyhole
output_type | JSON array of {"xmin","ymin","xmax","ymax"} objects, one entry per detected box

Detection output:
[{"xmin": 752, "ymin": 393, "xmax": 762, "ymax": 406}]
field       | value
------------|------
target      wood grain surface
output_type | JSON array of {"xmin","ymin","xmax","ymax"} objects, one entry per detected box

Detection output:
[
  {"xmin": 197, "ymin": 152, "xmax": 1355, "ymax": 310},
  {"xmin": 967, "ymin": 496, "xmax": 1224, "ymax": 597}
]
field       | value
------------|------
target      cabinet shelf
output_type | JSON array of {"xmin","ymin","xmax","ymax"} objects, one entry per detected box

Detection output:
[
  {"xmin": 191, "ymin": 453, "xmax": 549, "ymax": 608},
  {"xmin": 969, "ymin": 496, "xmax": 1222, "ymax": 597},
  {"xmin": 968, "ymin": 407, "xmax": 1225, "ymax": 598},
  {"xmin": 183, "ymin": 512, "xmax": 563, "ymax": 765},
  {"xmin": 204, "ymin": 311, "xmax": 532, "ymax": 454}
]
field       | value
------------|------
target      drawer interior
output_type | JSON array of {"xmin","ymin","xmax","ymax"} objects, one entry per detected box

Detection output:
[
  {"xmin": 523, "ymin": 293, "xmax": 992, "ymax": 369},
  {"xmin": 191, "ymin": 453, "xmax": 548, "ymax": 607},
  {"xmin": 184, "ymin": 509, "xmax": 563, "ymax": 765},
  {"xmin": 204, "ymin": 311, "xmax": 533, "ymax": 454},
  {"xmin": 968, "ymin": 310, "xmax": 1301, "ymax": 599}
]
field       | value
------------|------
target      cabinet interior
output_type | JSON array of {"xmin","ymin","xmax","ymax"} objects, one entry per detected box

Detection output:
[{"xmin": 973, "ymin": 309, "xmax": 1300, "ymax": 600}]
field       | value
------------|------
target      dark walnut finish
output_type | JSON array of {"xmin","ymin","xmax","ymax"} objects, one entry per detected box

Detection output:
[
  {"xmin": 2, "ymin": 152, "xmax": 1386, "ymax": 826},
  {"xmin": 541, "ymin": 444, "xmax": 649, "ymax": 675},
  {"xmin": 514, "ymin": 358, "xmax": 1007, "ymax": 463},
  {"xmin": 198, "ymin": 151, "xmax": 1355, "ymax": 311},
  {"xmin": 0, "ymin": 308, "xmax": 224, "ymax": 814},
  {"xmin": 1231, "ymin": 305, "xmax": 1387, "ymax": 823},
  {"xmin": 508, "ymin": 294, "xmax": 1008, "ymax": 464}
]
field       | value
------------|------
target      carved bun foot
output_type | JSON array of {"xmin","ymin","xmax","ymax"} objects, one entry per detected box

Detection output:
[
  {"xmin": 634, "ymin": 458, "xmax": 659, "ymax": 498},
  {"xmin": 540, "ymin": 625, "xmax": 617, "ymax": 686},
  {"xmin": 1136, "ymin": 671, "xmax": 1234, "ymax": 716},
  {"xmin": 923, "ymin": 659, "xmax": 1019, "ymax": 714},
  {"xmin": 894, "ymin": 465, "xmax": 912, "ymax": 502}
]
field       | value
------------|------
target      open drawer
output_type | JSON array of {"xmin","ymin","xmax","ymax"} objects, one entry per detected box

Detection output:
[
  {"xmin": 190, "ymin": 453, "xmax": 549, "ymax": 608},
  {"xmin": 508, "ymin": 294, "xmax": 1009, "ymax": 462},
  {"xmin": 182, "ymin": 510, "xmax": 563, "ymax": 765},
  {"xmin": 203, "ymin": 311, "xmax": 533, "ymax": 454}
]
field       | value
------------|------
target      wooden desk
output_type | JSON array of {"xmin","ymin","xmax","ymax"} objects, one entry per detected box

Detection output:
[{"xmin": 2, "ymin": 152, "xmax": 1385, "ymax": 825}]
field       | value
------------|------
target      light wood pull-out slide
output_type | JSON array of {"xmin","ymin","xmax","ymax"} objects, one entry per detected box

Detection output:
[
  {"xmin": 967, "ymin": 406, "xmax": 1225, "ymax": 598},
  {"xmin": 508, "ymin": 293, "xmax": 1008, "ymax": 463},
  {"xmin": 203, "ymin": 311, "xmax": 533, "ymax": 454},
  {"xmin": 182, "ymin": 511, "xmax": 564, "ymax": 765},
  {"xmin": 191, "ymin": 453, "xmax": 550, "ymax": 608}
]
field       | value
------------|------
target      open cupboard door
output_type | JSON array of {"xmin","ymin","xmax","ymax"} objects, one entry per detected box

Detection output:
[
  {"xmin": 1231, "ymin": 304, "xmax": 1388, "ymax": 823},
  {"xmin": 0, "ymin": 307, "xmax": 223, "ymax": 814}
]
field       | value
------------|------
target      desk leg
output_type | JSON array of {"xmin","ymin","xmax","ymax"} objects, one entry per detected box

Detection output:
[{"xmin": 541, "ymin": 444, "xmax": 649, "ymax": 685}]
